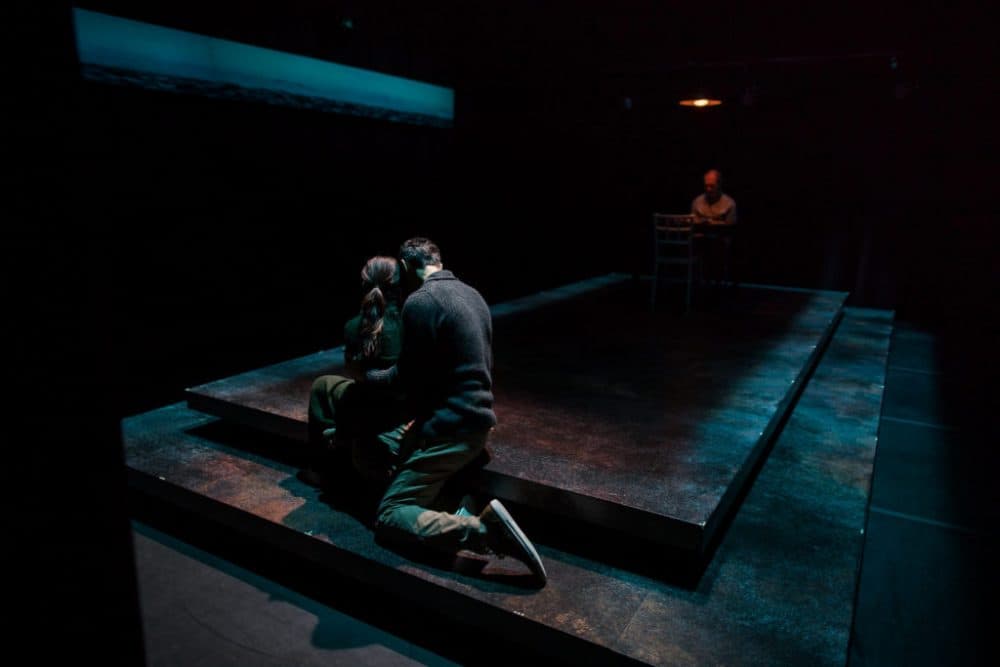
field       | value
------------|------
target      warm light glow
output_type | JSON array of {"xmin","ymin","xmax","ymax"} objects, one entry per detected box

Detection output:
[{"xmin": 679, "ymin": 97, "xmax": 722, "ymax": 107}]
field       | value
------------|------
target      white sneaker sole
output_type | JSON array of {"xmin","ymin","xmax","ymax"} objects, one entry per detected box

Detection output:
[{"xmin": 489, "ymin": 499, "xmax": 547, "ymax": 582}]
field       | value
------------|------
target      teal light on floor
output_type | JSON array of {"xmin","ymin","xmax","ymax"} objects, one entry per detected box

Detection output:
[{"xmin": 72, "ymin": 8, "xmax": 454, "ymax": 126}]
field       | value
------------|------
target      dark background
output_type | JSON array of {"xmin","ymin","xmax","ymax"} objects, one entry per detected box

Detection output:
[
  {"xmin": 54, "ymin": 0, "xmax": 998, "ymax": 418},
  {"xmin": 9, "ymin": 2, "xmax": 995, "ymax": 663}
]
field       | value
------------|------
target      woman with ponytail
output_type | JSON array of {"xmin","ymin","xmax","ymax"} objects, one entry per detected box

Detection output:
[
  {"xmin": 307, "ymin": 256, "xmax": 405, "ymax": 483},
  {"xmin": 346, "ymin": 255, "xmax": 402, "ymax": 372}
]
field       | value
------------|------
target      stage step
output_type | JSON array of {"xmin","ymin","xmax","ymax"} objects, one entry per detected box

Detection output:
[
  {"xmin": 186, "ymin": 278, "xmax": 848, "ymax": 553},
  {"xmin": 123, "ymin": 301, "xmax": 891, "ymax": 665}
]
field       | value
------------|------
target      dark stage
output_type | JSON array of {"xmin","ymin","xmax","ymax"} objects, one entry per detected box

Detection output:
[
  {"xmin": 125, "ymin": 279, "xmax": 889, "ymax": 665},
  {"xmin": 186, "ymin": 278, "xmax": 846, "ymax": 554},
  {"xmin": 12, "ymin": 4, "xmax": 996, "ymax": 666}
]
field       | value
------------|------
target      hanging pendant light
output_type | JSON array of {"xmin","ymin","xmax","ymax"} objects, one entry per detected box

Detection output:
[
  {"xmin": 678, "ymin": 81, "xmax": 722, "ymax": 107},
  {"xmin": 678, "ymin": 96, "xmax": 722, "ymax": 107}
]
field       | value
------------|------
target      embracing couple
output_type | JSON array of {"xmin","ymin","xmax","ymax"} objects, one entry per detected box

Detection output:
[{"xmin": 308, "ymin": 237, "xmax": 546, "ymax": 585}]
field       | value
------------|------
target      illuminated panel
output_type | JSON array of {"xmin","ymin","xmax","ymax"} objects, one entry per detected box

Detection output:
[{"xmin": 72, "ymin": 8, "xmax": 454, "ymax": 127}]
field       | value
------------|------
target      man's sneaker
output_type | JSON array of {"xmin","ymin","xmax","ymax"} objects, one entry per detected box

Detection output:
[{"xmin": 479, "ymin": 499, "xmax": 547, "ymax": 583}]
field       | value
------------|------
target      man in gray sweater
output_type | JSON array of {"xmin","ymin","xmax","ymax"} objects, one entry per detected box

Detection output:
[{"xmin": 365, "ymin": 237, "xmax": 546, "ymax": 583}]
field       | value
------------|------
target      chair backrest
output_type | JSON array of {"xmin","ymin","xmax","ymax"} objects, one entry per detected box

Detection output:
[{"xmin": 653, "ymin": 213, "xmax": 697, "ymax": 251}]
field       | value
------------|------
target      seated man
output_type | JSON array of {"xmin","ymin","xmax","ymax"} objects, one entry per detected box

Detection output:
[
  {"xmin": 691, "ymin": 169, "xmax": 738, "ymax": 282},
  {"xmin": 691, "ymin": 169, "xmax": 737, "ymax": 223}
]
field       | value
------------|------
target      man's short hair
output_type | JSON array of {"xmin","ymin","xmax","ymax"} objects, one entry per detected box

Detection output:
[
  {"xmin": 705, "ymin": 169, "xmax": 722, "ymax": 183},
  {"xmin": 399, "ymin": 237, "xmax": 442, "ymax": 270}
]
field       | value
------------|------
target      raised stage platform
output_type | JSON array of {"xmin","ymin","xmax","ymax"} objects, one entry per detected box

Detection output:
[
  {"xmin": 125, "ymin": 304, "xmax": 893, "ymax": 665},
  {"xmin": 186, "ymin": 278, "xmax": 847, "ymax": 553}
]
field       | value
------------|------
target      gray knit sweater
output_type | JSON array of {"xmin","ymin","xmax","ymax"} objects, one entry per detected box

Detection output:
[{"xmin": 366, "ymin": 270, "xmax": 496, "ymax": 439}]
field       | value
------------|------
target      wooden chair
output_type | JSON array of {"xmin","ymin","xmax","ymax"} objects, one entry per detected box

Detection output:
[{"xmin": 651, "ymin": 213, "xmax": 701, "ymax": 311}]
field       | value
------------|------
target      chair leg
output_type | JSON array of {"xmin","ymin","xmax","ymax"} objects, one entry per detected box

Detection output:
[
  {"xmin": 723, "ymin": 239, "xmax": 731, "ymax": 287},
  {"xmin": 685, "ymin": 261, "xmax": 692, "ymax": 312},
  {"xmin": 650, "ymin": 263, "xmax": 658, "ymax": 310}
]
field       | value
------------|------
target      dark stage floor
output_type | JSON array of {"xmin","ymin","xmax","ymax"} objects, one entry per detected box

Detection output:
[
  {"xmin": 123, "ymin": 276, "xmax": 893, "ymax": 665},
  {"xmin": 187, "ymin": 278, "xmax": 847, "ymax": 552}
]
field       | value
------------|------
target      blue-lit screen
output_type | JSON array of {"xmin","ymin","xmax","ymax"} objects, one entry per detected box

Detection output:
[{"xmin": 72, "ymin": 8, "xmax": 454, "ymax": 128}]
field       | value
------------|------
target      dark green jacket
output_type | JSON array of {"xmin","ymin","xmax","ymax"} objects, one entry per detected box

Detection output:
[
  {"xmin": 337, "ymin": 304, "xmax": 407, "ymax": 435},
  {"xmin": 343, "ymin": 304, "xmax": 402, "ymax": 371}
]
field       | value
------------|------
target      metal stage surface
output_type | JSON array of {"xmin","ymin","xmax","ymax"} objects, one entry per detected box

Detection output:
[
  {"xmin": 187, "ymin": 277, "xmax": 847, "ymax": 553},
  {"xmin": 126, "ymin": 306, "xmax": 892, "ymax": 666}
]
